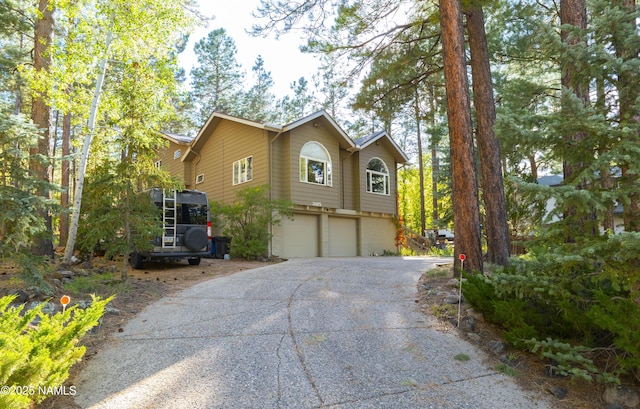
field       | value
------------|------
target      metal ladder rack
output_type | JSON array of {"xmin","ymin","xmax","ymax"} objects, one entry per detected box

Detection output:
[{"xmin": 162, "ymin": 190, "xmax": 177, "ymax": 248}]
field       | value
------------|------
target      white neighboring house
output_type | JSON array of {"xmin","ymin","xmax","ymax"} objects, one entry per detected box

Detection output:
[{"xmin": 538, "ymin": 175, "xmax": 625, "ymax": 234}]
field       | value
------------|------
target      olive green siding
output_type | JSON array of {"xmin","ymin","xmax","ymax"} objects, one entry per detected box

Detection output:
[
  {"xmin": 288, "ymin": 122, "xmax": 341, "ymax": 209},
  {"xmin": 157, "ymin": 141, "xmax": 188, "ymax": 182},
  {"xmin": 269, "ymin": 132, "xmax": 289, "ymax": 202},
  {"xmin": 340, "ymin": 149, "xmax": 357, "ymax": 211},
  {"xmin": 192, "ymin": 121, "xmax": 268, "ymax": 204},
  {"xmin": 358, "ymin": 141, "xmax": 398, "ymax": 214}
]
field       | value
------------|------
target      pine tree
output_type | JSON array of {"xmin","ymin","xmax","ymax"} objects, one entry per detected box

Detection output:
[
  {"xmin": 242, "ymin": 55, "xmax": 276, "ymax": 122},
  {"xmin": 610, "ymin": 0, "xmax": 640, "ymax": 231},
  {"xmin": 190, "ymin": 28, "xmax": 244, "ymax": 124},
  {"xmin": 465, "ymin": 4, "xmax": 510, "ymax": 266},
  {"xmin": 439, "ymin": 0, "xmax": 483, "ymax": 274},
  {"xmin": 29, "ymin": 0, "xmax": 55, "ymax": 257},
  {"xmin": 276, "ymin": 76, "xmax": 314, "ymax": 123}
]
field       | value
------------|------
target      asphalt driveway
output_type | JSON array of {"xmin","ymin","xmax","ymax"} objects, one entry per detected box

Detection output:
[{"xmin": 74, "ymin": 257, "xmax": 551, "ymax": 408}]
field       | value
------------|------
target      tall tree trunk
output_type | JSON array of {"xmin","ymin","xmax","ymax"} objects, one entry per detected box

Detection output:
[
  {"xmin": 613, "ymin": 0, "xmax": 640, "ymax": 232},
  {"xmin": 560, "ymin": 0, "xmax": 592, "ymax": 240},
  {"xmin": 528, "ymin": 155, "xmax": 538, "ymax": 181},
  {"xmin": 439, "ymin": 0, "xmax": 483, "ymax": 275},
  {"xmin": 63, "ymin": 31, "xmax": 113, "ymax": 265},
  {"xmin": 595, "ymin": 74, "xmax": 615, "ymax": 232},
  {"xmin": 466, "ymin": 5, "xmax": 510, "ymax": 267},
  {"xmin": 59, "ymin": 111, "xmax": 71, "ymax": 246},
  {"xmin": 429, "ymin": 88, "xmax": 440, "ymax": 230},
  {"xmin": 14, "ymin": 33, "xmax": 25, "ymax": 115},
  {"xmin": 30, "ymin": 0, "xmax": 55, "ymax": 257},
  {"xmin": 428, "ymin": 85, "xmax": 439, "ymax": 231},
  {"xmin": 414, "ymin": 87, "xmax": 426, "ymax": 237}
]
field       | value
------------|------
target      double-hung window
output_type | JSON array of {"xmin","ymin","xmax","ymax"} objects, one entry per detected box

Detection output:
[
  {"xmin": 366, "ymin": 157, "xmax": 390, "ymax": 195},
  {"xmin": 233, "ymin": 156, "xmax": 253, "ymax": 185},
  {"xmin": 300, "ymin": 142, "xmax": 332, "ymax": 186}
]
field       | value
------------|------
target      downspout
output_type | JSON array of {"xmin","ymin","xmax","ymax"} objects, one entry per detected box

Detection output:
[
  {"xmin": 269, "ymin": 130, "xmax": 284, "ymax": 201},
  {"xmin": 268, "ymin": 129, "xmax": 284, "ymax": 257},
  {"xmin": 190, "ymin": 148, "xmax": 202, "ymax": 189},
  {"xmin": 396, "ymin": 162, "xmax": 407, "ymax": 253}
]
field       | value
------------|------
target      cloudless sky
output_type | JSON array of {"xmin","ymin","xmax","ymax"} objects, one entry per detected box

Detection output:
[{"xmin": 179, "ymin": 0, "xmax": 321, "ymax": 99}]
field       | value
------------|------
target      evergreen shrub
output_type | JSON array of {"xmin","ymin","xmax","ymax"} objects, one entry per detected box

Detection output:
[
  {"xmin": 463, "ymin": 232, "xmax": 640, "ymax": 383},
  {"xmin": 0, "ymin": 294, "xmax": 112, "ymax": 408}
]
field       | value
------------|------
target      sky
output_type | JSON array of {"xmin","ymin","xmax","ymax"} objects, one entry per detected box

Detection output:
[{"xmin": 179, "ymin": 0, "xmax": 321, "ymax": 99}]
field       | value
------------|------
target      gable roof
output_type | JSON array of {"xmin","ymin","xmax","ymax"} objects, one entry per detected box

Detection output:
[
  {"xmin": 283, "ymin": 110, "xmax": 356, "ymax": 150},
  {"xmin": 163, "ymin": 110, "xmax": 409, "ymax": 165},
  {"xmin": 354, "ymin": 131, "xmax": 410, "ymax": 164},
  {"xmin": 184, "ymin": 111, "xmax": 280, "ymax": 161},
  {"xmin": 159, "ymin": 132, "xmax": 193, "ymax": 145}
]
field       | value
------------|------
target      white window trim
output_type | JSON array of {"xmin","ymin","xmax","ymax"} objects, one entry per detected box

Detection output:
[
  {"xmin": 174, "ymin": 149, "xmax": 181, "ymax": 160},
  {"xmin": 366, "ymin": 157, "xmax": 390, "ymax": 196},
  {"xmin": 232, "ymin": 156, "xmax": 253, "ymax": 186},
  {"xmin": 195, "ymin": 173, "xmax": 205, "ymax": 184},
  {"xmin": 299, "ymin": 141, "xmax": 332, "ymax": 187},
  {"xmin": 154, "ymin": 160, "xmax": 162, "ymax": 169}
]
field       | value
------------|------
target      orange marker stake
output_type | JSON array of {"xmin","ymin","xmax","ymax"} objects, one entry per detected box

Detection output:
[
  {"xmin": 457, "ymin": 254, "xmax": 466, "ymax": 327},
  {"xmin": 60, "ymin": 295, "xmax": 71, "ymax": 312}
]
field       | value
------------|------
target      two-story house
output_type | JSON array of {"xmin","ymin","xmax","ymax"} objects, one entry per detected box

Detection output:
[{"xmin": 156, "ymin": 110, "xmax": 409, "ymax": 258}]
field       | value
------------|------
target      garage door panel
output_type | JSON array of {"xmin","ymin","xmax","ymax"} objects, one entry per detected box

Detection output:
[
  {"xmin": 281, "ymin": 214, "xmax": 318, "ymax": 257},
  {"xmin": 329, "ymin": 217, "xmax": 357, "ymax": 256}
]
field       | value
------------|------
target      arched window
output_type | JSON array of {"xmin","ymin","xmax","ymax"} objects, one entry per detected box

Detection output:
[
  {"xmin": 366, "ymin": 157, "xmax": 389, "ymax": 195},
  {"xmin": 300, "ymin": 141, "xmax": 332, "ymax": 186}
]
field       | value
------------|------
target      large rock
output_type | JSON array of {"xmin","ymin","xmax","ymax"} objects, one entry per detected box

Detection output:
[
  {"xmin": 487, "ymin": 340, "xmax": 506, "ymax": 355},
  {"xmin": 602, "ymin": 385, "xmax": 639, "ymax": 408}
]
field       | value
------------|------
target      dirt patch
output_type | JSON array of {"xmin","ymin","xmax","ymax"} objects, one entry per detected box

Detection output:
[
  {"xmin": 416, "ymin": 264, "xmax": 605, "ymax": 409},
  {"xmin": 1, "ymin": 257, "xmax": 271, "ymax": 409}
]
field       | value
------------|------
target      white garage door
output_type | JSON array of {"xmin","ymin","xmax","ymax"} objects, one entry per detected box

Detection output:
[
  {"xmin": 281, "ymin": 214, "xmax": 319, "ymax": 257},
  {"xmin": 329, "ymin": 217, "xmax": 358, "ymax": 256}
]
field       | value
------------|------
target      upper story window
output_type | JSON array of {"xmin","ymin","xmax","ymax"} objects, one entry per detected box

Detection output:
[
  {"xmin": 300, "ymin": 141, "xmax": 332, "ymax": 186},
  {"xmin": 366, "ymin": 157, "xmax": 390, "ymax": 195},
  {"xmin": 174, "ymin": 149, "xmax": 181, "ymax": 159},
  {"xmin": 233, "ymin": 156, "xmax": 253, "ymax": 185}
]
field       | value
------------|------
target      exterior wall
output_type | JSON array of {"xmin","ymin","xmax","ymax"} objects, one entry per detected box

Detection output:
[
  {"xmin": 358, "ymin": 141, "xmax": 398, "ymax": 214},
  {"xmin": 157, "ymin": 140, "xmax": 188, "ymax": 182},
  {"xmin": 269, "ymin": 132, "xmax": 289, "ymax": 202},
  {"xmin": 340, "ymin": 149, "xmax": 357, "ymax": 211},
  {"xmin": 360, "ymin": 216, "xmax": 397, "ymax": 256},
  {"xmin": 191, "ymin": 121, "xmax": 268, "ymax": 204},
  {"xmin": 289, "ymin": 122, "xmax": 341, "ymax": 209}
]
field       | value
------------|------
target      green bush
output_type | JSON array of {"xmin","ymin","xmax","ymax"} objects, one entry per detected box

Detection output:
[
  {"xmin": 211, "ymin": 185, "xmax": 293, "ymax": 259},
  {"xmin": 0, "ymin": 294, "xmax": 113, "ymax": 408},
  {"xmin": 463, "ymin": 233, "xmax": 640, "ymax": 383}
]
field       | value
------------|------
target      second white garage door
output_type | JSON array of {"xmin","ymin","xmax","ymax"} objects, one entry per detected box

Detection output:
[{"xmin": 329, "ymin": 217, "xmax": 358, "ymax": 256}]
